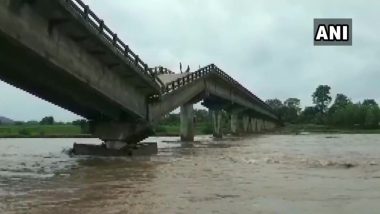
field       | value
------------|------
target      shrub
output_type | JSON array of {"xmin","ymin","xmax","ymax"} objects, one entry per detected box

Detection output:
[{"xmin": 18, "ymin": 128, "xmax": 31, "ymax": 136}]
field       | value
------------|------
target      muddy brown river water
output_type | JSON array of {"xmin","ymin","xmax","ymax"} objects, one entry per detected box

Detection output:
[{"xmin": 0, "ymin": 134, "xmax": 380, "ymax": 213}]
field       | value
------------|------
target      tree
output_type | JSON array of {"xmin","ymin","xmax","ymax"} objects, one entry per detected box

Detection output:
[
  {"xmin": 14, "ymin": 121, "xmax": 25, "ymax": 126},
  {"xmin": 364, "ymin": 108, "xmax": 378, "ymax": 128},
  {"xmin": 312, "ymin": 85, "xmax": 332, "ymax": 114},
  {"xmin": 299, "ymin": 106, "xmax": 318, "ymax": 123},
  {"xmin": 362, "ymin": 99, "xmax": 378, "ymax": 107},
  {"xmin": 329, "ymin": 93, "xmax": 352, "ymax": 114},
  {"xmin": 362, "ymin": 99, "xmax": 380, "ymax": 129},
  {"xmin": 266, "ymin": 98, "xmax": 301, "ymax": 123},
  {"xmin": 265, "ymin": 99, "xmax": 284, "ymax": 119},
  {"xmin": 40, "ymin": 116, "xmax": 54, "ymax": 125},
  {"xmin": 284, "ymin": 98, "xmax": 301, "ymax": 114},
  {"xmin": 266, "ymin": 99, "xmax": 284, "ymax": 110},
  {"xmin": 26, "ymin": 120, "xmax": 39, "ymax": 125},
  {"xmin": 329, "ymin": 103, "xmax": 356, "ymax": 127},
  {"xmin": 332, "ymin": 93, "xmax": 351, "ymax": 109},
  {"xmin": 72, "ymin": 119, "xmax": 89, "ymax": 133},
  {"xmin": 281, "ymin": 98, "xmax": 301, "ymax": 123}
]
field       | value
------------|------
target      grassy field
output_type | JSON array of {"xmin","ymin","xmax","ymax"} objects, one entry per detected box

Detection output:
[
  {"xmin": 154, "ymin": 122, "xmax": 213, "ymax": 136},
  {"xmin": 0, "ymin": 124, "xmax": 90, "ymax": 138}
]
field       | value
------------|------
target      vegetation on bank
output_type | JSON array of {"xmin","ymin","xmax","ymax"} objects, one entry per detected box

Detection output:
[
  {"xmin": 0, "ymin": 117, "xmax": 90, "ymax": 138},
  {"xmin": 0, "ymin": 113, "xmax": 217, "ymax": 138},
  {"xmin": 0, "ymin": 124, "xmax": 89, "ymax": 137},
  {"xmin": 266, "ymin": 85, "xmax": 380, "ymax": 130}
]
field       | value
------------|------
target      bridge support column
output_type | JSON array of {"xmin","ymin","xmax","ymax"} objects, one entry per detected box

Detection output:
[
  {"xmin": 242, "ymin": 115, "xmax": 250, "ymax": 133},
  {"xmin": 72, "ymin": 121, "xmax": 157, "ymax": 156},
  {"xmin": 180, "ymin": 103, "xmax": 194, "ymax": 141},
  {"xmin": 266, "ymin": 121, "xmax": 276, "ymax": 130},
  {"xmin": 251, "ymin": 118, "xmax": 257, "ymax": 133},
  {"xmin": 266, "ymin": 121, "xmax": 271, "ymax": 130},
  {"xmin": 230, "ymin": 113, "xmax": 240, "ymax": 135},
  {"xmin": 256, "ymin": 119, "xmax": 262, "ymax": 132},
  {"xmin": 89, "ymin": 121, "xmax": 152, "ymax": 144},
  {"xmin": 105, "ymin": 141, "xmax": 127, "ymax": 150},
  {"xmin": 211, "ymin": 110, "xmax": 223, "ymax": 138}
]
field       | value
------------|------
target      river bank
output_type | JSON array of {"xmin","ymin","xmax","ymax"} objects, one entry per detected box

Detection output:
[
  {"xmin": 0, "ymin": 124, "xmax": 89, "ymax": 138},
  {"xmin": 0, "ymin": 123, "xmax": 214, "ymax": 138},
  {"xmin": 1, "ymin": 123, "xmax": 380, "ymax": 138}
]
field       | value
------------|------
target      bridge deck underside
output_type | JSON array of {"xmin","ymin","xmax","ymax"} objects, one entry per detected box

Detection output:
[
  {"xmin": 0, "ymin": 0, "xmax": 161, "ymax": 121},
  {"xmin": 0, "ymin": 32, "xmax": 131, "ymax": 120}
]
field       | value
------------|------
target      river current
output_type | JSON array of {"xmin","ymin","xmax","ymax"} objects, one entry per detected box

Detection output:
[{"xmin": 0, "ymin": 134, "xmax": 380, "ymax": 213}]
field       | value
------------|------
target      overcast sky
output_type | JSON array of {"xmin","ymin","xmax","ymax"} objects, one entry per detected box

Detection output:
[{"xmin": 1, "ymin": 0, "xmax": 379, "ymax": 121}]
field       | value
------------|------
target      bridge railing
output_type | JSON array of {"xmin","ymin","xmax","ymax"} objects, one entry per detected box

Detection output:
[
  {"xmin": 149, "ymin": 66, "xmax": 174, "ymax": 75},
  {"xmin": 61, "ymin": 0, "xmax": 158, "ymax": 81},
  {"xmin": 161, "ymin": 64, "xmax": 275, "ymax": 114}
]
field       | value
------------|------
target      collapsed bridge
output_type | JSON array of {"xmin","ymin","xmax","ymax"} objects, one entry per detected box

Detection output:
[{"xmin": 0, "ymin": 0, "xmax": 280, "ymax": 150}]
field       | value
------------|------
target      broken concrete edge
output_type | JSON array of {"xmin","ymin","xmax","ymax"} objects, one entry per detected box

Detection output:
[{"xmin": 71, "ymin": 142, "xmax": 158, "ymax": 156}]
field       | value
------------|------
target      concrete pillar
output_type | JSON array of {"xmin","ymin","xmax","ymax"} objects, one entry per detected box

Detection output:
[
  {"xmin": 180, "ymin": 103, "xmax": 194, "ymax": 141},
  {"xmin": 267, "ymin": 121, "xmax": 276, "ymax": 130},
  {"xmin": 105, "ymin": 141, "xmax": 127, "ymax": 150},
  {"xmin": 257, "ymin": 119, "xmax": 262, "ymax": 132},
  {"xmin": 262, "ymin": 120, "xmax": 266, "ymax": 131},
  {"xmin": 230, "ymin": 112, "xmax": 239, "ymax": 135},
  {"xmin": 90, "ymin": 121, "xmax": 151, "ymax": 145},
  {"xmin": 242, "ymin": 115, "xmax": 250, "ymax": 133},
  {"xmin": 212, "ymin": 110, "xmax": 223, "ymax": 138},
  {"xmin": 250, "ymin": 118, "xmax": 257, "ymax": 133},
  {"xmin": 267, "ymin": 121, "xmax": 272, "ymax": 130}
]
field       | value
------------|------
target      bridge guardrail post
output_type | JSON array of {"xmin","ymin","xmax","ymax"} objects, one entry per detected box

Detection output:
[{"xmin": 98, "ymin": 20, "xmax": 104, "ymax": 33}]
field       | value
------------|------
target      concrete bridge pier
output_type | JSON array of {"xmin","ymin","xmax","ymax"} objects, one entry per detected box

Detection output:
[
  {"xmin": 105, "ymin": 141, "xmax": 126, "ymax": 150},
  {"xmin": 242, "ymin": 115, "xmax": 250, "ymax": 133},
  {"xmin": 250, "ymin": 118, "xmax": 258, "ymax": 133},
  {"xmin": 256, "ymin": 119, "xmax": 262, "ymax": 132},
  {"xmin": 72, "ymin": 121, "xmax": 157, "ymax": 156},
  {"xmin": 272, "ymin": 121, "xmax": 277, "ymax": 130},
  {"xmin": 211, "ymin": 110, "xmax": 223, "ymax": 138},
  {"xmin": 230, "ymin": 112, "xmax": 240, "ymax": 135},
  {"xmin": 266, "ymin": 121, "xmax": 276, "ymax": 130},
  {"xmin": 180, "ymin": 103, "xmax": 194, "ymax": 141},
  {"xmin": 89, "ymin": 121, "xmax": 153, "ymax": 145}
]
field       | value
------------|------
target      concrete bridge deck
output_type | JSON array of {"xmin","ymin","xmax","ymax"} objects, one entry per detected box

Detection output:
[{"xmin": 0, "ymin": 0, "xmax": 280, "ymax": 151}]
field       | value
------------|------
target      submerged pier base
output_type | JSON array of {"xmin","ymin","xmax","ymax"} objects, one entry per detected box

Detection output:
[{"xmin": 72, "ymin": 142, "xmax": 158, "ymax": 156}]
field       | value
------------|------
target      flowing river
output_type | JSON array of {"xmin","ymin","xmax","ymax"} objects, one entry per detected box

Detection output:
[{"xmin": 0, "ymin": 134, "xmax": 380, "ymax": 213}]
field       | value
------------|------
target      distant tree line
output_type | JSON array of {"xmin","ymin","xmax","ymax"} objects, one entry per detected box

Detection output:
[
  {"xmin": 7, "ymin": 116, "xmax": 90, "ymax": 134},
  {"xmin": 266, "ymin": 85, "xmax": 380, "ymax": 129}
]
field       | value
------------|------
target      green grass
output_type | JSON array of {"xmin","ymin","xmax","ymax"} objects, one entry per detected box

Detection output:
[
  {"xmin": 0, "ymin": 124, "xmax": 88, "ymax": 137},
  {"xmin": 154, "ymin": 122, "xmax": 214, "ymax": 136}
]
